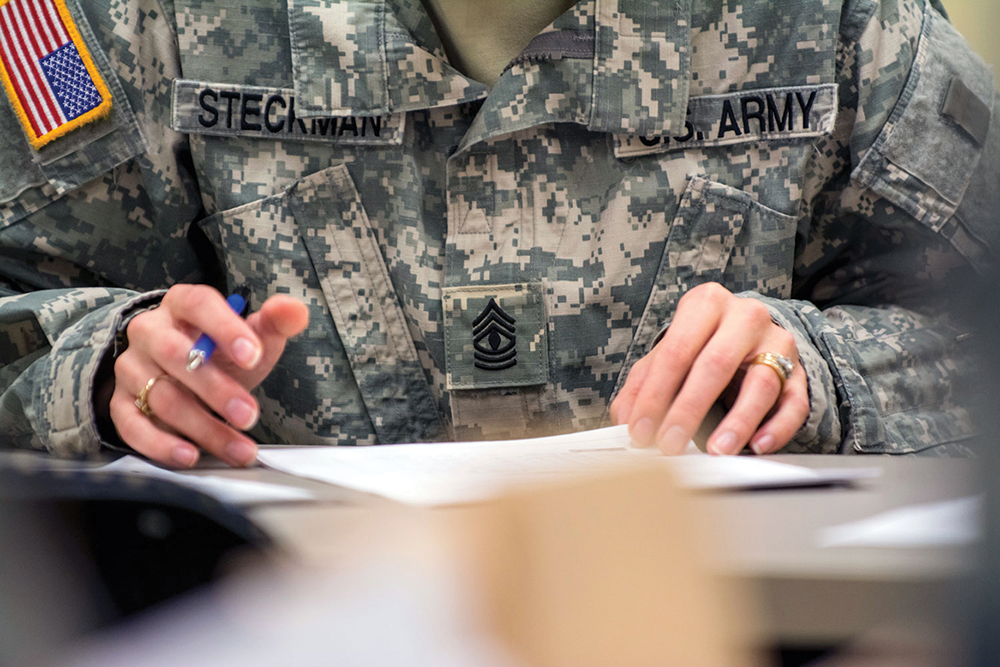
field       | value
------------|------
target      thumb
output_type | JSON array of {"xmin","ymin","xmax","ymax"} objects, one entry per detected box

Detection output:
[
  {"xmin": 251, "ymin": 295, "xmax": 310, "ymax": 341},
  {"xmin": 238, "ymin": 296, "xmax": 309, "ymax": 382}
]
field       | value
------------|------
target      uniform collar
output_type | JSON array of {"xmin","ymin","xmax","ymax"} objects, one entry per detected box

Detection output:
[{"xmin": 289, "ymin": 0, "xmax": 692, "ymax": 141}]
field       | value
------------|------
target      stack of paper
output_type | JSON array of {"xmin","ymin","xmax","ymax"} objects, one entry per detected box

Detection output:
[
  {"xmin": 257, "ymin": 425, "xmax": 879, "ymax": 507},
  {"xmin": 98, "ymin": 455, "xmax": 316, "ymax": 506}
]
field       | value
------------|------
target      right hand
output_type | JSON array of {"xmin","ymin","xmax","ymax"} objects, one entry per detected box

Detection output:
[{"xmin": 109, "ymin": 284, "xmax": 309, "ymax": 468}]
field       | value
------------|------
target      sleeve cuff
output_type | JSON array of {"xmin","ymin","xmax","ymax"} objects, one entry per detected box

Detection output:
[
  {"xmin": 31, "ymin": 290, "xmax": 166, "ymax": 457},
  {"xmin": 738, "ymin": 292, "xmax": 843, "ymax": 454}
]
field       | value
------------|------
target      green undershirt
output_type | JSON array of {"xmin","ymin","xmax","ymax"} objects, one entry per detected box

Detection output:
[{"xmin": 420, "ymin": 0, "xmax": 577, "ymax": 87}]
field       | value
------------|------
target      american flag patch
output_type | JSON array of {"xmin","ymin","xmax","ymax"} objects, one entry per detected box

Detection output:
[{"xmin": 0, "ymin": 0, "xmax": 111, "ymax": 149}]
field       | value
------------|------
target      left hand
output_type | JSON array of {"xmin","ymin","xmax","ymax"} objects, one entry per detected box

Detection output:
[{"xmin": 610, "ymin": 283, "xmax": 809, "ymax": 456}]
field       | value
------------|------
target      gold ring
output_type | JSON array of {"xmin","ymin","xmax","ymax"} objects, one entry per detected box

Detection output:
[
  {"xmin": 750, "ymin": 352, "xmax": 795, "ymax": 391},
  {"xmin": 134, "ymin": 374, "xmax": 169, "ymax": 417}
]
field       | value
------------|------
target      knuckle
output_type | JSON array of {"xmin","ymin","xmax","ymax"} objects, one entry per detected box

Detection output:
[
  {"xmin": 687, "ymin": 282, "xmax": 726, "ymax": 304},
  {"xmin": 721, "ymin": 414, "xmax": 755, "ymax": 438},
  {"xmin": 168, "ymin": 283, "xmax": 215, "ymax": 315},
  {"xmin": 126, "ymin": 311, "xmax": 153, "ymax": 339},
  {"xmin": 624, "ymin": 357, "xmax": 649, "ymax": 385},
  {"xmin": 111, "ymin": 409, "xmax": 138, "ymax": 442},
  {"xmin": 184, "ymin": 284, "xmax": 215, "ymax": 311},
  {"xmin": 700, "ymin": 348, "xmax": 736, "ymax": 375},
  {"xmin": 670, "ymin": 394, "xmax": 703, "ymax": 420},
  {"xmin": 163, "ymin": 283, "xmax": 189, "ymax": 306},
  {"xmin": 113, "ymin": 349, "xmax": 133, "ymax": 378},
  {"xmin": 789, "ymin": 395, "xmax": 811, "ymax": 418},
  {"xmin": 108, "ymin": 394, "xmax": 127, "ymax": 422},
  {"xmin": 149, "ymin": 381, "xmax": 180, "ymax": 416},
  {"xmin": 773, "ymin": 328, "xmax": 796, "ymax": 351},
  {"xmin": 741, "ymin": 299, "xmax": 771, "ymax": 326},
  {"xmin": 704, "ymin": 282, "xmax": 730, "ymax": 301},
  {"xmin": 757, "ymin": 368, "xmax": 783, "ymax": 395},
  {"xmin": 657, "ymin": 338, "xmax": 698, "ymax": 370},
  {"xmin": 158, "ymin": 336, "xmax": 188, "ymax": 367},
  {"xmin": 199, "ymin": 418, "xmax": 242, "ymax": 454}
]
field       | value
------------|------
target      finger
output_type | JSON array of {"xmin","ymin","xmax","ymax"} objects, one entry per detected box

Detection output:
[
  {"xmin": 705, "ymin": 363, "xmax": 784, "ymax": 455},
  {"xmin": 160, "ymin": 284, "xmax": 262, "ymax": 369},
  {"xmin": 610, "ymin": 354, "xmax": 652, "ymax": 426},
  {"xmin": 750, "ymin": 372, "xmax": 810, "ymax": 455},
  {"xmin": 123, "ymin": 321, "xmax": 260, "ymax": 430},
  {"xmin": 109, "ymin": 389, "xmax": 200, "ymax": 468},
  {"xmin": 137, "ymin": 374, "xmax": 258, "ymax": 467},
  {"xmin": 626, "ymin": 284, "xmax": 730, "ymax": 446},
  {"xmin": 654, "ymin": 299, "xmax": 774, "ymax": 454},
  {"xmin": 244, "ymin": 295, "xmax": 310, "ymax": 372}
]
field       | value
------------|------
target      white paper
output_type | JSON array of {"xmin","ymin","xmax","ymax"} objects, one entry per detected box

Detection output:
[
  {"xmin": 257, "ymin": 425, "xmax": 880, "ymax": 507},
  {"xmin": 819, "ymin": 495, "xmax": 983, "ymax": 548},
  {"xmin": 99, "ymin": 456, "xmax": 316, "ymax": 506}
]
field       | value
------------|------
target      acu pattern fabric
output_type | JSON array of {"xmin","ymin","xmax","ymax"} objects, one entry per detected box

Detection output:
[{"xmin": 0, "ymin": 0, "xmax": 997, "ymax": 456}]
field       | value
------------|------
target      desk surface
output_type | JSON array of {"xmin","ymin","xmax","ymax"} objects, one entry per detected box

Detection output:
[
  {"xmin": 219, "ymin": 453, "xmax": 982, "ymax": 643},
  {"xmin": 0, "ymin": 450, "xmax": 980, "ymax": 643},
  {"xmin": 195, "ymin": 454, "xmax": 975, "ymax": 577}
]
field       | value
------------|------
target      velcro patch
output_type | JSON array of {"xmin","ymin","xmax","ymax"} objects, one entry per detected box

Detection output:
[
  {"xmin": 941, "ymin": 76, "xmax": 991, "ymax": 147},
  {"xmin": 171, "ymin": 79, "xmax": 404, "ymax": 145},
  {"xmin": 615, "ymin": 84, "xmax": 837, "ymax": 158},
  {"xmin": 0, "ymin": 0, "xmax": 112, "ymax": 149},
  {"xmin": 443, "ymin": 283, "xmax": 548, "ymax": 390}
]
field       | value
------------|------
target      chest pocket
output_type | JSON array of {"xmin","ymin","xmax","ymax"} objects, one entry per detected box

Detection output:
[
  {"xmin": 721, "ymin": 198, "xmax": 797, "ymax": 300},
  {"xmin": 199, "ymin": 163, "xmax": 445, "ymax": 446},
  {"xmin": 0, "ymin": 0, "xmax": 145, "ymax": 227},
  {"xmin": 622, "ymin": 175, "xmax": 796, "ymax": 369}
]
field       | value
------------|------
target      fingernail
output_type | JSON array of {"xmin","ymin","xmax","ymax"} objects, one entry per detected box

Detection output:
[
  {"xmin": 710, "ymin": 430, "xmax": 738, "ymax": 456},
  {"xmin": 172, "ymin": 445, "xmax": 198, "ymax": 468},
  {"xmin": 630, "ymin": 418, "xmax": 655, "ymax": 448},
  {"xmin": 658, "ymin": 425, "xmax": 689, "ymax": 455},
  {"xmin": 751, "ymin": 434, "xmax": 775, "ymax": 455},
  {"xmin": 232, "ymin": 337, "xmax": 262, "ymax": 369},
  {"xmin": 226, "ymin": 441, "xmax": 258, "ymax": 466},
  {"xmin": 226, "ymin": 398, "xmax": 258, "ymax": 430}
]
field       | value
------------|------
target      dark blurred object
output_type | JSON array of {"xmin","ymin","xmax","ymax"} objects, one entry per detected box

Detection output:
[
  {"xmin": 970, "ymin": 267, "xmax": 1000, "ymax": 666},
  {"xmin": 0, "ymin": 501, "xmax": 110, "ymax": 667},
  {"xmin": 0, "ymin": 461, "xmax": 271, "ymax": 666}
]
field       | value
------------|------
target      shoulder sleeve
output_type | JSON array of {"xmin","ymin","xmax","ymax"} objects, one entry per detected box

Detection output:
[
  {"xmin": 747, "ymin": 0, "xmax": 994, "ymax": 455},
  {"xmin": 0, "ymin": 0, "xmax": 208, "ymax": 457}
]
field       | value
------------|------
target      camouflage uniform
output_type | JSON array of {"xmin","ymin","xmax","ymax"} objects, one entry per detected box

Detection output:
[{"xmin": 0, "ymin": 0, "xmax": 996, "ymax": 457}]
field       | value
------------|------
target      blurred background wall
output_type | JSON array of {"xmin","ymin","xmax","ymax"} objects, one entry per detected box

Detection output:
[{"xmin": 947, "ymin": 0, "xmax": 1000, "ymax": 81}]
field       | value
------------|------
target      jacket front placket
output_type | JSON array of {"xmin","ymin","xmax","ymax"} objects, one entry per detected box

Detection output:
[
  {"xmin": 286, "ymin": 0, "xmax": 487, "ymax": 443},
  {"xmin": 441, "ymin": 0, "xmax": 697, "ymax": 437}
]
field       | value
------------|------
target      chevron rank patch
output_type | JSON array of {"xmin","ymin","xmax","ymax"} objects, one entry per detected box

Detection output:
[
  {"xmin": 0, "ymin": 0, "xmax": 111, "ymax": 149},
  {"xmin": 443, "ymin": 283, "xmax": 549, "ymax": 391}
]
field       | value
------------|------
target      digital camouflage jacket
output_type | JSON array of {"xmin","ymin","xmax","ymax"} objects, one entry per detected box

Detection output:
[{"xmin": 0, "ymin": 0, "xmax": 996, "ymax": 456}]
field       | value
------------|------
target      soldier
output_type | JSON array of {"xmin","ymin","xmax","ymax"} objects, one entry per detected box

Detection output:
[{"xmin": 0, "ymin": 0, "xmax": 995, "ymax": 468}]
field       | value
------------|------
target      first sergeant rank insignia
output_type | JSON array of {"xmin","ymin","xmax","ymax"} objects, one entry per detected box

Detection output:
[
  {"xmin": 0, "ymin": 0, "xmax": 112, "ymax": 149},
  {"xmin": 473, "ymin": 299, "xmax": 517, "ymax": 371},
  {"xmin": 443, "ymin": 283, "xmax": 549, "ymax": 391}
]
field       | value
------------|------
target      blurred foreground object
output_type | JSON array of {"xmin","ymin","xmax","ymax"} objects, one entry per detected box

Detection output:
[
  {"xmin": 451, "ymin": 466, "xmax": 761, "ymax": 667},
  {"xmin": 52, "ymin": 466, "xmax": 761, "ymax": 667},
  {"xmin": 0, "ymin": 503, "xmax": 110, "ymax": 666}
]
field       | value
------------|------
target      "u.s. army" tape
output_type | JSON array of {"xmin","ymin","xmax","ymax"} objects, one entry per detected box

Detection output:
[
  {"xmin": 171, "ymin": 79, "xmax": 404, "ymax": 145},
  {"xmin": 614, "ymin": 83, "xmax": 838, "ymax": 158}
]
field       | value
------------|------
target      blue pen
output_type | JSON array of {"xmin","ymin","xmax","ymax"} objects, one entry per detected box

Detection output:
[{"xmin": 186, "ymin": 285, "xmax": 251, "ymax": 371}]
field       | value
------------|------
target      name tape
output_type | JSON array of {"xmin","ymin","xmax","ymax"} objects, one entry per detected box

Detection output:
[
  {"xmin": 615, "ymin": 84, "xmax": 838, "ymax": 158},
  {"xmin": 171, "ymin": 79, "xmax": 404, "ymax": 145}
]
